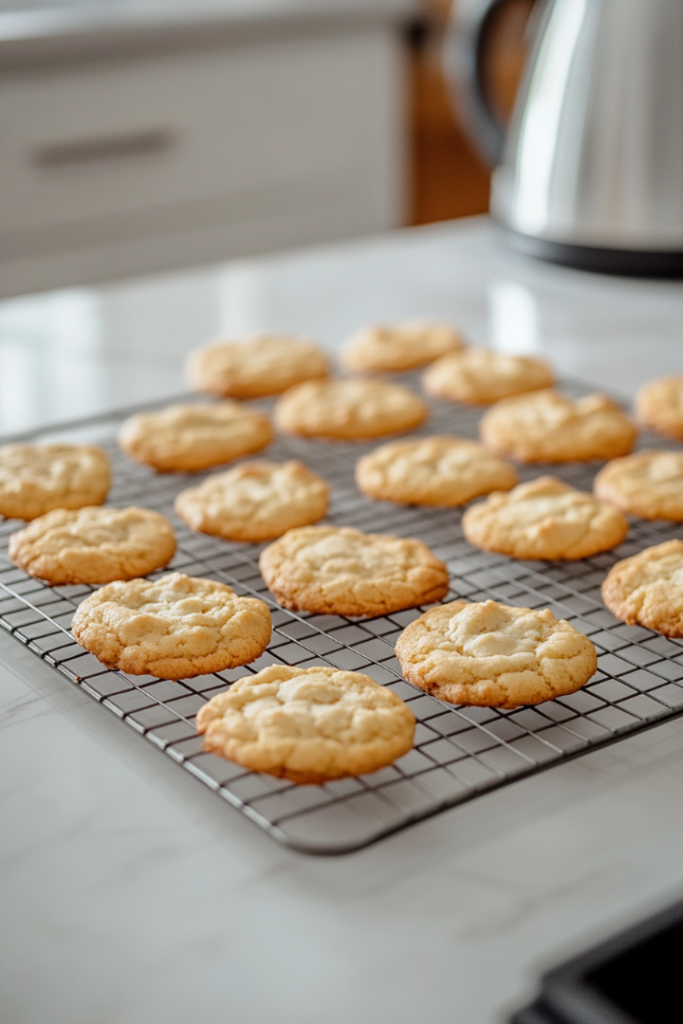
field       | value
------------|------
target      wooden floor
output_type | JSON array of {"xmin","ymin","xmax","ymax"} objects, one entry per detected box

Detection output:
[
  {"xmin": 409, "ymin": 0, "xmax": 535, "ymax": 226},
  {"xmin": 409, "ymin": 37, "xmax": 491, "ymax": 224}
]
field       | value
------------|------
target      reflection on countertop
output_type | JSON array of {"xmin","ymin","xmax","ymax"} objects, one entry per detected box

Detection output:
[{"xmin": 1, "ymin": 217, "xmax": 682, "ymax": 437}]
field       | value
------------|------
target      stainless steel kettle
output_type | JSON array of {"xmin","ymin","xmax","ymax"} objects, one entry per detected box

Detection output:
[{"xmin": 446, "ymin": 0, "xmax": 683, "ymax": 276}]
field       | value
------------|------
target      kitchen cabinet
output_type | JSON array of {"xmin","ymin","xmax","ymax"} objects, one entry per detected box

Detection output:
[{"xmin": 0, "ymin": 0, "xmax": 414, "ymax": 296}]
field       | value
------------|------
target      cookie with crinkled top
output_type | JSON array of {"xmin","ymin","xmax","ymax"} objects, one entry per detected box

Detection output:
[
  {"xmin": 196, "ymin": 665, "xmax": 416, "ymax": 784},
  {"xmin": 175, "ymin": 460, "xmax": 329, "ymax": 542},
  {"xmin": 423, "ymin": 348, "xmax": 554, "ymax": 405},
  {"xmin": 186, "ymin": 335, "xmax": 329, "ymax": 399},
  {"xmin": 118, "ymin": 402, "xmax": 273, "ymax": 473},
  {"xmin": 9, "ymin": 506, "xmax": 176, "ymax": 584},
  {"xmin": 636, "ymin": 376, "xmax": 683, "ymax": 441},
  {"xmin": 0, "ymin": 443, "xmax": 110, "ymax": 521},
  {"xmin": 356, "ymin": 436, "xmax": 517, "ymax": 506},
  {"xmin": 395, "ymin": 599, "xmax": 597, "ymax": 708},
  {"xmin": 340, "ymin": 321, "xmax": 464, "ymax": 373},
  {"xmin": 602, "ymin": 540, "xmax": 683, "ymax": 636},
  {"xmin": 480, "ymin": 390, "xmax": 637, "ymax": 463},
  {"xmin": 594, "ymin": 450, "xmax": 683, "ymax": 521},
  {"xmin": 259, "ymin": 525, "xmax": 449, "ymax": 617},
  {"xmin": 71, "ymin": 572, "xmax": 271, "ymax": 678},
  {"xmin": 274, "ymin": 378, "xmax": 428, "ymax": 441},
  {"xmin": 462, "ymin": 476, "xmax": 629, "ymax": 560}
]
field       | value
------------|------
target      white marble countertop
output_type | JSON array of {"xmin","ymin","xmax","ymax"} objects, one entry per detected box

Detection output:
[{"xmin": 2, "ymin": 217, "xmax": 683, "ymax": 1024}]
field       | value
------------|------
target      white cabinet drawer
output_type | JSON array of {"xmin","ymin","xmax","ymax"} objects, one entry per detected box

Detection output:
[{"xmin": 0, "ymin": 29, "xmax": 399, "ymax": 246}]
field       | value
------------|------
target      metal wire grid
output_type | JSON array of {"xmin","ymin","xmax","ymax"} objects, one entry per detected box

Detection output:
[{"xmin": 2, "ymin": 379, "xmax": 683, "ymax": 855}]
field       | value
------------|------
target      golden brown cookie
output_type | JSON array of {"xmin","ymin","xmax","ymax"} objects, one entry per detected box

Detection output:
[
  {"xmin": 355, "ymin": 436, "xmax": 518, "ymax": 507},
  {"xmin": 72, "ymin": 572, "xmax": 271, "ymax": 678},
  {"xmin": 0, "ymin": 444, "xmax": 110, "ymax": 521},
  {"xmin": 118, "ymin": 402, "xmax": 273, "ymax": 473},
  {"xmin": 186, "ymin": 336, "xmax": 329, "ymax": 399},
  {"xmin": 635, "ymin": 376, "xmax": 683, "ymax": 441},
  {"xmin": 602, "ymin": 540, "xmax": 683, "ymax": 636},
  {"xmin": 259, "ymin": 525, "xmax": 449, "ymax": 617},
  {"xmin": 480, "ymin": 390, "xmax": 637, "ymax": 463},
  {"xmin": 594, "ymin": 450, "xmax": 683, "ymax": 522},
  {"xmin": 462, "ymin": 477, "xmax": 629, "ymax": 560},
  {"xmin": 175, "ymin": 460, "xmax": 329, "ymax": 542},
  {"xmin": 340, "ymin": 321, "xmax": 464, "ymax": 373},
  {"xmin": 274, "ymin": 379, "xmax": 428, "ymax": 441},
  {"xmin": 8, "ymin": 506, "xmax": 176, "ymax": 585},
  {"xmin": 423, "ymin": 348, "xmax": 554, "ymax": 405},
  {"xmin": 196, "ymin": 665, "xmax": 416, "ymax": 784},
  {"xmin": 395, "ymin": 599, "xmax": 597, "ymax": 708}
]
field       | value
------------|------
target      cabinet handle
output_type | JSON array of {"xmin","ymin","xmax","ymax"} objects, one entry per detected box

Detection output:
[{"xmin": 33, "ymin": 129, "xmax": 175, "ymax": 169}]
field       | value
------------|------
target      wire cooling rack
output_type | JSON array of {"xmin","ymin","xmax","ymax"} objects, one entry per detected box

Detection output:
[{"xmin": 2, "ymin": 377, "xmax": 683, "ymax": 854}]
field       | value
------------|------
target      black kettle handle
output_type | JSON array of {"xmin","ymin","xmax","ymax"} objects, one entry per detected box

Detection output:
[{"xmin": 444, "ymin": 0, "xmax": 512, "ymax": 167}]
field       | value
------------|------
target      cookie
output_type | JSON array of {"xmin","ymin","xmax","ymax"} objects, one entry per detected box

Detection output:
[
  {"xmin": 186, "ymin": 335, "xmax": 329, "ymax": 399},
  {"xmin": 423, "ymin": 348, "xmax": 554, "ymax": 405},
  {"xmin": 635, "ymin": 376, "xmax": 683, "ymax": 441},
  {"xmin": 395, "ymin": 599, "xmax": 597, "ymax": 708},
  {"xmin": 602, "ymin": 540, "xmax": 683, "ymax": 636},
  {"xmin": 480, "ymin": 390, "xmax": 637, "ymax": 463},
  {"xmin": 340, "ymin": 320, "xmax": 464, "ymax": 373},
  {"xmin": 259, "ymin": 525, "xmax": 449, "ymax": 617},
  {"xmin": 594, "ymin": 450, "xmax": 683, "ymax": 521},
  {"xmin": 196, "ymin": 665, "xmax": 415, "ymax": 784},
  {"xmin": 274, "ymin": 379, "xmax": 428, "ymax": 441},
  {"xmin": 175, "ymin": 460, "xmax": 330, "ymax": 542},
  {"xmin": 0, "ymin": 443, "xmax": 110, "ymax": 521},
  {"xmin": 355, "ymin": 436, "xmax": 518, "ymax": 507},
  {"xmin": 118, "ymin": 402, "xmax": 273, "ymax": 473},
  {"xmin": 462, "ymin": 477, "xmax": 629, "ymax": 560},
  {"xmin": 8, "ymin": 506, "xmax": 176, "ymax": 585},
  {"xmin": 71, "ymin": 572, "xmax": 272, "ymax": 678}
]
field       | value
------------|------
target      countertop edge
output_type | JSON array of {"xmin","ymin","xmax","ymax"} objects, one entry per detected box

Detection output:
[{"xmin": 0, "ymin": 0, "xmax": 420, "ymax": 70}]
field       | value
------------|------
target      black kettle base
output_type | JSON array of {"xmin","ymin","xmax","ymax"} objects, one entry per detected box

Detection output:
[{"xmin": 506, "ymin": 230, "xmax": 683, "ymax": 279}]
